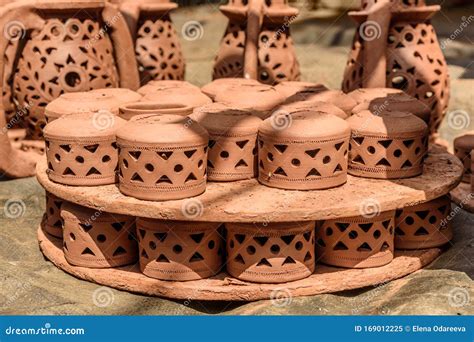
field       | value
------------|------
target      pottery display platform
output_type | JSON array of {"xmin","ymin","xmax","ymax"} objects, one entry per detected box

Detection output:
[{"xmin": 451, "ymin": 182, "xmax": 474, "ymax": 213}]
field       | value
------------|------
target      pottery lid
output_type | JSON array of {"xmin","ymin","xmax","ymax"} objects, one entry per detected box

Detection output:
[
  {"xmin": 201, "ymin": 78, "xmax": 261, "ymax": 99},
  {"xmin": 116, "ymin": 114, "xmax": 208, "ymax": 146},
  {"xmin": 259, "ymin": 112, "xmax": 350, "ymax": 141},
  {"xmin": 275, "ymin": 101, "xmax": 348, "ymax": 120},
  {"xmin": 195, "ymin": 109, "xmax": 262, "ymax": 136},
  {"xmin": 45, "ymin": 92, "xmax": 121, "ymax": 119},
  {"xmin": 44, "ymin": 112, "xmax": 125, "ymax": 140},
  {"xmin": 348, "ymin": 88, "xmax": 404, "ymax": 105},
  {"xmin": 285, "ymin": 89, "xmax": 357, "ymax": 115},
  {"xmin": 90, "ymin": 88, "xmax": 142, "ymax": 105},
  {"xmin": 454, "ymin": 132, "xmax": 474, "ymax": 150},
  {"xmin": 141, "ymin": 88, "xmax": 212, "ymax": 109},
  {"xmin": 347, "ymin": 110, "xmax": 428, "ymax": 137},
  {"xmin": 274, "ymin": 81, "xmax": 328, "ymax": 98},
  {"xmin": 137, "ymin": 80, "xmax": 200, "ymax": 95},
  {"xmin": 119, "ymin": 101, "xmax": 193, "ymax": 120}
]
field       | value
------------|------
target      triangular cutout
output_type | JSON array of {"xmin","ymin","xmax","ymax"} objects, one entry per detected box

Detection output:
[
  {"xmin": 380, "ymin": 242, "xmax": 390, "ymax": 251},
  {"xmin": 113, "ymin": 246, "xmax": 127, "ymax": 256},
  {"xmin": 254, "ymin": 236, "xmax": 269, "ymax": 246},
  {"xmin": 257, "ymin": 258, "xmax": 272, "ymax": 267},
  {"xmin": 154, "ymin": 232, "xmax": 167, "ymax": 242},
  {"xmin": 274, "ymin": 144, "xmax": 288, "ymax": 154},
  {"xmin": 141, "ymin": 249, "xmax": 149, "ymax": 259},
  {"xmin": 59, "ymin": 144, "xmax": 71, "ymax": 152},
  {"xmin": 378, "ymin": 140, "xmax": 393, "ymax": 148},
  {"xmin": 139, "ymin": 229, "xmax": 146, "ymax": 239},
  {"xmin": 306, "ymin": 168, "xmax": 321, "ymax": 177},
  {"xmin": 157, "ymin": 254, "xmax": 170, "ymax": 263},
  {"xmin": 352, "ymin": 155, "xmax": 365, "ymax": 165},
  {"xmin": 111, "ymin": 222, "xmax": 124, "ymax": 232},
  {"xmin": 415, "ymin": 210, "xmax": 430, "ymax": 220},
  {"xmin": 79, "ymin": 223, "xmax": 93, "ymax": 232},
  {"xmin": 357, "ymin": 242, "xmax": 372, "ymax": 252},
  {"xmin": 63, "ymin": 167, "xmax": 76, "ymax": 176},
  {"xmin": 86, "ymin": 167, "xmax": 101, "ymax": 176},
  {"xmin": 235, "ymin": 159, "xmax": 248, "ymax": 168},
  {"xmin": 401, "ymin": 160, "xmax": 413, "ymax": 168},
  {"xmin": 274, "ymin": 167, "xmax": 288, "ymax": 176},
  {"xmin": 185, "ymin": 173, "xmax": 197, "ymax": 183},
  {"xmin": 81, "ymin": 247, "xmax": 95, "ymax": 256},
  {"xmin": 129, "ymin": 151, "xmax": 142, "ymax": 161},
  {"xmin": 131, "ymin": 173, "xmax": 144, "ymax": 182},
  {"xmin": 190, "ymin": 233, "xmax": 205, "ymax": 243},
  {"xmin": 395, "ymin": 227, "xmax": 405, "ymax": 236},
  {"xmin": 359, "ymin": 223, "xmax": 373, "ymax": 232},
  {"xmin": 157, "ymin": 175, "xmax": 173, "ymax": 184},
  {"xmin": 334, "ymin": 241, "xmax": 348, "ymax": 250},
  {"xmin": 189, "ymin": 252, "xmax": 204, "ymax": 262},
  {"xmin": 158, "ymin": 151, "xmax": 173, "ymax": 160},
  {"xmin": 303, "ymin": 231, "xmax": 311, "ymax": 242},
  {"xmin": 353, "ymin": 137, "xmax": 365, "ymax": 146},
  {"xmin": 236, "ymin": 140, "xmax": 249, "ymax": 149},
  {"xmin": 282, "ymin": 256, "xmax": 296, "ymax": 265},
  {"xmin": 414, "ymin": 227, "xmax": 429, "ymax": 236},
  {"xmin": 207, "ymin": 160, "xmax": 215, "ymax": 169},
  {"xmin": 382, "ymin": 220, "xmax": 391, "ymax": 229},
  {"xmin": 304, "ymin": 252, "xmax": 312, "ymax": 262},
  {"xmin": 184, "ymin": 149, "xmax": 197, "ymax": 159},
  {"xmin": 281, "ymin": 235, "xmax": 295, "ymax": 245},
  {"xmin": 334, "ymin": 164, "xmax": 343, "ymax": 172},
  {"xmin": 234, "ymin": 254, "xmax": 245, "ymax": 264},
  {"xmin": 403, "ymin": 139, "xmax": 415, "ymax": 148},
  {"xmin": 376, "ymin": 158, "xmax": 391, "ymax": 167},
  {"xmin": 208, "ymin": 140, "xmax": 216, "ymax": 149},
  {"xmin": 83, "ymin": 144, "xmax": 99, "ymax": 153},
  {"xmin": 336, "ymin": 222, "xmax": 349, "ymax": 232},
  {"xmin": 305, "ymin": 148, "xmax": 320, "ymax": 158},
  {"xmin": 334, "ymin": 142, "xmax": 344, "ymax": 151},
  {"xmin": 235, "ymin": 234, "xmax": 245, "ymax": 244}
]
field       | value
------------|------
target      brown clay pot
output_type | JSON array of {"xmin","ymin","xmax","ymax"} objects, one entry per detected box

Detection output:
[
  {"xmin": 214, "ymin": 0, "xmax": 300, "ymax": 84},
  {"xmin": 201, "ymin": 78, "xmax": 261, "ymax": 100},
  {"xmin": 119, "ymin": 102, "xmax": 193, "ymax": 121},
  {"xmin": 315, "ymin": 210, "xmax": 395, "ymax": 268},
  {"xmin": 348, "ymin": 88, "xmax": 403, "ymax": 105},
  {"xmin": 42, "ymin": 191, "xmax": 64, "ymax": 239},
  {"xmin": 226, "ymin": 221, "xmax": 315, "ymax": 283},
  {"xmin": 284, "ymin": 89, "xmax": 357, "ymax": 116},
  {"xmin": 0, "ymin": 0, "xmax": 139, "ymax": 139},
  {"xmin": 118, "ymin": 0, "xmax": 185, "ymax": 84},
  {"xmin": 116, "ymin": 115, "xmax": 208, "ymax": 201},
  {"xmin": 346, "ymin": 110, "xmax": 429, "ymax": 179},
  {"xmin": 274, "ymin": 101, "xmax": 348, "ymax": 120},
  {"xmin": 395, "ymin": 196, "xmax": 453, "ymax": 249},
  {"xmin": 139, "ymin": 81, "xmax": 212, "ymax": 109},
  {"xmin": 137, "ymin": 219, "xmax": 224, "ymax": 281},
  {"xmin": 43, "ymin": 113, "xmax": 126, "ymax": 186},
  {"xmin": 453, "ymin": 132, "xmax": 474, "ymax": 183},
  {"xmin": 342, "ymin": 0, "xmax": 450, "ymax": 135},
  {"xmin": 274, "ymin": 81, "xmax": 328, "ymax": 99},
  {"xmin": 258, "ymin": 112, "xmax": 351, "ymax": 190},
  {"xmin": 61, "ymin": 202, "xmax": 138, "ymax": 268},
  {"xmin": 193, "ymin": 108, "xmax": 262, "ymax": 181}
]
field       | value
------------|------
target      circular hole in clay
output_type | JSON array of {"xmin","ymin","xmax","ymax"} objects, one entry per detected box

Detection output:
[
  {"xmin": 349, "ymin": 230, "xmax": 358, "ymax": 239},
  {"xmin": 295, "ymin": 241, "xmax": 303, "ymax": 251},
  {"xmin": 391, "ymin": 75, "xmax": 408, "ymax": 91},
  {"xmin": 208, "ymin": 240, "xmax": 215, "ymax": 249},
  {"xmin": 270, "ymin": 244, "xmax": 280, "ymax": 254},
  {"xmin": 373, "ymin": 230, "xmax": 381, "ymax": 239},
  {"xmin": 145, "ymin": 163, "xmax": 154, "ymax": 172},
  {"xmin": 51, "ymin": 25, "xmax": 62, "ymax": 36},
  {"xmin": 102, "ymin": 155, "xmax": 111, "ymax": 163},
  {"xmin": 393, "ymin": 149, "xmax": 402, "ymax": 157},
  {"xmin": 429, "ymin": 216, "xmax": 437, "ymax": 224},
  {"xmin": 97, "ymin": 234, "xmax": 106, "ymax": 243},
  {"xmin": 70, "ymin": 24, "xmax": 80, "ymax": 34},
  {"xmin": 65, "ymin": 72, "xmax": 82, "ymax": 88},
  {"xmin": 261, "ymin": 35, "xmax": 268, "ymax": 43},
  {"xmin": 220, "ymin": 151, "xmax": 229, "ymax": 159},
  {"xmin": 323, "ymin": 156, "xmax": 331, "ymax": 164},
  {"xmin": 259, "ymin": 70, "xmax": 269, "ymax": 81},
  {"xmin": 367, "ymin": 146, "xmax": 376, "ymax": 154},
  {"xmin": 405, "ymin": 216, "xmax": 415, "ymax": 225},
  {"xmin": 149, "ymin": 241, "xmax": 156, "ymax": 250},
  {"xmin": 326, "ymin": 227, "xmax": 333, "ymax": 236},
  {"xmin": 291, "ymin": 159, "xmax": 301, "ymax": 167},
  {"xmin": 70, "ymin": 233, "xmax": 75, "ymax": 241},
  {"xmin": 247, "ymin": 245, "xmax": 256, "ymax": 255},
  {"xmin": 174, "ymin": 164, "xmax": 183, "ymax": 173},
  {"xmin": 173, "ymin": 245, "xmax": 182, "ymax": 254},
  {"xmin": 405, "ymin": 33, "xmax": 413, "ymax": 42}
]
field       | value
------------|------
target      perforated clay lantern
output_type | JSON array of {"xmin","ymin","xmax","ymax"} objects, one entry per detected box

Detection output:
[
  {"xmin": 214, "ymin": 0, "xmax": 300, "ymax": 84},
  {"xmin": 0, "ymin": 0, "xmax": 139, "ymax": 140},
  {"xmin": 453, "ymin": 132, "xmax": 474, "ymax": 183},
  {"xmin": 342, "ymin": 0, "xmax": 449, "ymax": 134}
]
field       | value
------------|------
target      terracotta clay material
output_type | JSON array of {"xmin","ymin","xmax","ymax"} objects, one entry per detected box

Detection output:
[
  {"xmin": 226, "ymin": 221, "xmax": 315, "ymax": 283},
  {"xmin": 342, "ymin": 0, "xmax": 449, "ymax": 135},
  {"xmin": 347, "ymin": 110, "xmax": 429, "ymax": 179},
  {"xmin": 285, "ymin": 89, "xmax": 357, "ymax": 116},
  {"xmin": 214, "ymin": 0, "xmax": 300, "ymax": 84},
  {"xmin": 193, "ymin": 108, "xmax": 262, "ymax": 181},
  {"xmin": 201, "ymin": 78, "xmax": 261, "ymax": 100},
  {"xmin": 348, "ymin": 88, "xmax": 403, "ymax": 105},
  {"xmin": 119, "ymin": 102, "xmax": 193, "ymax": 121},
  {"xmin": 214, "ymin": 84, "xmax": 285, "ymax": 119},
  {"xmin": 61, "ymin": 202, "xmax": 138, "ymax": 268},
  {"xmin": 43, "ymin": 112, "xmax": 125, "ymax": 186},
  {"xmin": 116, "ymin": 115, "xmax": 208, "ymax": 201},
  {"xmin": 140, "ymin": 82, "xmax": 212, "ymax": 109},
  {"xmin": 316, "ymin": 210, "xmax": 395, "ymax": 268},
  {"xmin": 274, "ymin": 81, "xmax": 328, "ymax": 99},
  {"xmin": 137, "ymin": 80, "xmax": 200, "ymax": 95},
  {"xmin": 395, "ymin": 195, "xmax": 453, "ymax": 249},
  {"xmin": 274, "ymin": 101, "xmax": 348, "ymax": 120},
  {"xmin": 42, "ymin": 191, "xmax": 64, "ymax": 239},
  {"xmin": 258, "ymin": 112, "xmax": 351, "ymax": 190},
  {"xmin": 137, "ymin": 219, "xmax": 223, "ymax": 281},
  {"xmin": 453, "ymin": 132, "xmax": 474, "ymax": 183}
]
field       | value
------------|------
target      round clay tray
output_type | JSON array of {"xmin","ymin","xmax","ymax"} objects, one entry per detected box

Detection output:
[
  {"xmin": 36, "ymin": 147, "xmax": 462, "ymax": 223},
  {"xmin": 38, "ymin": 227, "xmax": 443, "ymax": 301},
  {"xmin": 451, "ymin": 182, "xmax": 474, "ymax": 213}
]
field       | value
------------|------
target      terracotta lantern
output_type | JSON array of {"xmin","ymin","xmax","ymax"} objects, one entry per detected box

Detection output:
[
  {"xmin": 0, "ymin": 0, "xmax": 139, "ymax": 140},
  {"xmin": 342, "ymin": 0, "xmax": 449, "ymax": 134},
  {"xmin": 117, "ymin": 0, "xmax": 185, "ymax": 84},
  {"xmin": 213, "ymin": 0, "xmax": 300, "ymax": 84},
  {"xmin": 42, "ymin": 191, "xmax": 64, "ymax": 239},
  {"xmin": 453, "ymin": 132, "xmax": 474, "ymax": 183}
]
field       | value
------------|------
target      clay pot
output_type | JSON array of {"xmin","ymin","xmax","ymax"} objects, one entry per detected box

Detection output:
[
  {"xmin": 226, "ymin": 221, "xmax": 315, "ymax": 283},
  {"xmin": 214, "ymin": 0, "xmax": 300, "ymax": 84},
  {"xmin": 43, "ymin": 113, "xmax": 126, "ymax": 186},
  {"xmin": 119, "ymin": 102, "xmax": 193, "ymax": 121},
  {"xmin": 42, "ymin": 192, "xmax": 64, "ymax": 239},
  {"xmin": 214, "ymin": 84, "xmax": 285, "ymax": 119},
  {"xmin": 347, "ymin": 110, "xmax": 429, "ymax": 179},
  {"xmin": 137, "ymin": 80, "xmax": 200, "ymax": 95},
  {"xmin": 116, "ymin": 115, "xmax": 208, "ymax": 201},
  {"xmin": 139, "ymin": 81, "xmax": 212, "ymax": 109},
  {"xmin": 315, "ymin": 210, "xmax": 395, "ymax": 268},
  {"xmin": 0, "ymin": 0, "xmax": 139, "ymax": 139},
  {"xmin": 137, "ymin": 219, "xmax": 223, "ymax": 281},
  {"xmin": 274, "ymin": 101, "xmax": 348, "ymax": 120},
  {"xmin": 194, "ymin": 108, "xmax": 262, "ymax": 181},
  {"xmin": 285, "ymin": 89, "xmax": 357, "ymax": 116},
  {"xmin": 258, "ymin": 112, "xmax": 351, "ymax": 190},
  {"xmin": 342, "ymin": 0, "xmax": 449, "ymax": 135},
  {"xmin": 118, "ymin": 0, "xmax": 185, "ymax": 85},
  {"xmin": 453, "ymin": 132, "xmax": 474, "ymax": 183},
  {"xmin": 274, "ymin": 81, "xmax": 328, "ymax": 99},
  {"xmin": 61, "ymin": 202, "xmax": 138, "ymax": 268},
  {"xmin": 348, "ymin": 88, "xmax": 403, "ymax": 105},
  {"xmin": 201, "ymin": 78, "xmax": 261, "ymax": 100},
  {"xmin": 395, "ymin": 196, "xmax": 453, "ymax": 249}
]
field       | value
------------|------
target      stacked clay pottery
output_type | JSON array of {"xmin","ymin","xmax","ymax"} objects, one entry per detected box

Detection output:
[
  {"xmin": 274, "ymin": 81, "xmax": 328, "ymax": 99},
  {"xmin": 44, "ymin": 113, "xmax": 125, "ymax": 186},
  {"xmin": 214, "ymin": 0, "xmax": 300, "ymax": 84},
  {"xmin": 0, "ymin": 0, "xmax": 139, "ymax": 139},
  {"xmin": 193, "ymin": 107, "xmax": 262, "ymax": 181},
  {"xmin": 42, "ymin": 192, "xmax": 64, "ymax": 239},
  {"xmin": 453, "ymin": 132, "xmax": 474, "ymax": 183},
  {"xmin": 119, "ymin": 102, "xmax": 193, "ymax": 121},
  {"xmin": 61, "ymin": 202, "xmax": 138, "ymax": 268},
  {"xmin": 342, "ymin": 0, "xmax": 449, "ymax": 135},
  {"xmin": 226, "ymin": 221, "xmax": 315, "ymax": 283},
  {"xmin": 137, "ymin": 219, "xmax": 223, "ymax": 281},
  {"xmin": 258, "ymin": 111, "xmax": 351, "ymax": 190},
  {"xmin": 116, "ymin": 115, "xmax": 208, "ymax": 201},
  {"xmin": 346, "ymin": 110, "xmax": 429, "ymax": 179},
  {"xmin": 395, "ymin": 195, "xmax": 453, "ymax": 249},
  {"xmin": 316, "ymin": 211, "xmax": 395, "ymax": 268},
  {"xmin": 118, "ymin": 0, "xmax": 185, "ymax": 84},
  {"xmin": 201, "ymin": 78, "xmax": 261, "ymax": 100},
  {"xmin": 275, "ymin": 101, "xmax": 348, "ymax": 120}
]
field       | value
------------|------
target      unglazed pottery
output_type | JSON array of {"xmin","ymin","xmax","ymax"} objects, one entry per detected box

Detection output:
[
  {"xmin": 116, "ymin": 115, "xmax": 208, "ymax": 201},
  {"xmin": 61, "ymin": 202, "xmax": 138, "ymax": 268},
  {"xmin": 137, "ymin": 80, "xmax": 200, "ymax": 95},
  {"xmin": 43, "ymin": 113, "xmax": 125, "ymax": 186},
  {"xmin": 119, "ymin": 102, "xmax": 193, "ymax": 121},
  {"xmin": 258, "ymin": 112, "xmax": 351, "ymax": 190},
  {"xmin": 347, "ymin": 110, "xmax": 428, "ymax": 179},
  {"xmin": 137, "ymin": 219, "xmax": 223, "ymax": 281},
  {"xmin": 284, "ymin": 88, "xmax": 357, "ymax": 116},
  {"xmin": 118, "ymin": 0, "xmax": 185, "ymax": 84},
  {"xmin": 275, "ymin": 101, "xmax": 348, "ymax": 120},
  {"xmin": 395, "ymin": 195, "xmax": 452, "ymax": 249},
  {"xmin": 0, "ymin": 0, "xmax": 139, "ymax": 139},
  {"xmin": 226, "ymin": 221, "xmax": 315, "ymax": 283},
  {"xmin": 42, "ymin": 191, "xmax": 64, "ymax": 239},
  {"xmin": 274, "ymin": 81, "xmax": 328, "ymax": 99},
  {"xmin": 213, "ymin": 0, "xmax": 300, "ymax": 84},
  {"xmin": 347, "ymin": 87, "xmax": 403, "ymax": 105},
  {"xmin": 201, "ymin": 78, "xmax": 261, "ymax": 100},
  {"xmin": 342, "ymin": 0, "xmax": 449, "ymax": 134},
  {"xmin": 453, "ymin": 132, "xmax": 474, "ymax": 183},
  {"xmin": 316, "ymin": 211, "xmax": 395, "ymax": 268}
]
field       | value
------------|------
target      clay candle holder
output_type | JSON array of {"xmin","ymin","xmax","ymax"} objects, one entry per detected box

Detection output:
[
  {"xmin": 346, "ymin": 110, "xmax": 428, "ymax": 179},
  {"xmin": 258, "ymin": 112, "xmax": 351, "ymax": 190},
  {"xmin": 453, "ymin": 132, "xmax": 474, "ymax": 183},
  {"xmin": 137, "ymin": 219, "xmax": 223, "ymax": 281},
  {"xmin": 139, "ymin": 81, "xmax": 211, "ymax": 109},
  {"xmin": 274, "ymin": 81, "xmax": 328, "ymax": 99},
  {"xmin": 395, "ymin": 195, "xmax": 453, "ymax": 249},
  {"xmin": 116, "ymin": 115, "xmax": 208, "ymax": 201},
  {"xmin": 201, "ymin": 78, "xmax": 261, "ymax": 100},
  {"xmin": 284, "ymin": 88, "xmax": 357, "ymax": 116},
  {"xmin": 194, "ymin": 108, "xmax": 262, "ymax": 181},
  {"xmin": 226, "ymin": 221, "xmax": 315, "ymax": 283},
  {"xmin": 42, "ymin": 192, "xmax": 64, "ymax": 239},
  {"xmin": 119, "ymin": 102, "xmax": 193, "ymax": 121},
  {"xmin": 315, "ymin": 211, "xmax": 395, "ymax": 268},
  {"xmin": 61, "ymin": 202, "xmax": 138, "ymax": 268},
  {"xmin": 43, "ymin": 113, "xmax": 125, "ymax": 186}
]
